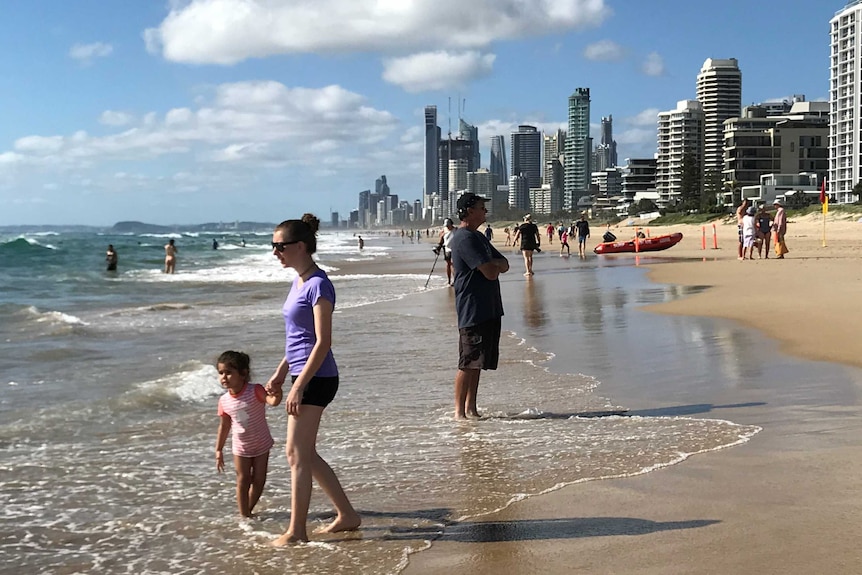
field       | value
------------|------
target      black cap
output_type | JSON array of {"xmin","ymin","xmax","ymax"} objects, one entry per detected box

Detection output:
[{"xmin": 456, "ymin": 192, "xmax": 489, "ymax": 212}]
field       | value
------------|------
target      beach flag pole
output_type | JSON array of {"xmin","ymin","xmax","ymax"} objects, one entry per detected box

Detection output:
[{"xmin": 820, "ymin": 178, "xmax": 828, "ymax": 248}]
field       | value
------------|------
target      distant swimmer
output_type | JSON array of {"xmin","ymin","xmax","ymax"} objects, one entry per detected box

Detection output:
[
  {"xmin": 358, "ymin": 235, "xmax": 364, "ymax": 250},
  {"xmin": 105, "ymin": 244, "xmax": 118, "ymax": 271},
  {"xmin": 164, "ymin": 239, "xmax": 178, "ymax": 274},
  {"xmin": 241, "ymin": 238, "xmax": 246, "ymax": 247},
  {"xmin": 212, "ymin": 238, "xmax": 219, "ymax": 250}
]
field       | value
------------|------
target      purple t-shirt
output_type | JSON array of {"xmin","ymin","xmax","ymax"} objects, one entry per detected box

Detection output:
[{"xmin": 282, "ymin": 270, "xmax": 338, "ymax": 377}]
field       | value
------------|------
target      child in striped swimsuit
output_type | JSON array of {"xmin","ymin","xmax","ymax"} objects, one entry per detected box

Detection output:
[{"xmin": 215, "ymin": 350, "xmax": 282, "ymax": 517}]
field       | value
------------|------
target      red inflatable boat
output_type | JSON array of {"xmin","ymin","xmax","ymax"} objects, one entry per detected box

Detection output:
[{"xmin": 593, "ymin": 232, "xmax": 683, "ymax": 255}]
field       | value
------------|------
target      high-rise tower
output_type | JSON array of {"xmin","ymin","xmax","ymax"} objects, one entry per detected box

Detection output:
[
  {"xmin": 489, "ymin": 135, "xmax": 508, "ymax": 186},
  {"xmin": 657, "ymin": 100, "xmax": 704, "ymax": 206},
  {"xmin": 424, "ymin": 106, "xmax": 440, "ymax": 207},
  {"xmin": 829, "ymin": 2, "xmax": 862, "ymax": 203},
  {"xmin": 696, "ymin": 58, "xmax": 741, "ymax": 180},
  {"xmin": 510, "ymin": 125, "xmax": 542, "ymax": 188},
  {"xmin": 564, "ymin": 88, "xmax": 591, "ymax": 210},
  {"xmin": 593, "ymin": 115, "xmax": 618, "ymax": 172},
  {"xmin": 459, "ymin": 119, "xmax": 480, "ymax": 172},
  {"xmin": 543, "ymin": 129, "xmax": 565, "ymax": 190}
]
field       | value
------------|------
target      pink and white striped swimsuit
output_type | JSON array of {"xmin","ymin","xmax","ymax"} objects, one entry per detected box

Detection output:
[{"xmin": 217, "ymin": 383, "xmax": 274, "ymax": 458}]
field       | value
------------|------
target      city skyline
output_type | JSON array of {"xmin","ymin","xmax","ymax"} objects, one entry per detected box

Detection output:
[{"xmin": 0, "ymin": 0, "xmax": 835, "ymax": 225}]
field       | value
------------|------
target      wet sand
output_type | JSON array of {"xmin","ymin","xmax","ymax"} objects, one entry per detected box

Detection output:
[{"xmin": 403, "ymin": 214, "xmax": 862, "ymax": 574}]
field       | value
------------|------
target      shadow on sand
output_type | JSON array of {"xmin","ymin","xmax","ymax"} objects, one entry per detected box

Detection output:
[
  {"xmin": 439, "ymin": 516, "xmax": 720, "ymax": 542},
  {"xmin": 627, "ymin": 401, "xmax": 766, "ymax": 417},
  {"xmin": 380, "ymin": 516, "xmax": 719, "ymax": 542}
]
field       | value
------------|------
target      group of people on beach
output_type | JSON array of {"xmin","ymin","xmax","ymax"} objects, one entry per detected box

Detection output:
[
  {"xmin": 500, "ymin": 214, "xmax": 592, "ymax": 276},
  {"xmin": 736, "ymin": 198, "xmax": 789, "ymax": 260},
  {"xmin": 215, "ymin": 198, "xmax": 509, "ymax": 545}
]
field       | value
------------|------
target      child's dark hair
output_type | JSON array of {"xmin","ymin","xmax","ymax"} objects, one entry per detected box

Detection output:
[
  {"xmin": 274, "ymin": 213, "xmax": 321, "ymax": 254},
  {"xmin": 216, "ymin": 350, "xmax": 251, "ymax": 376}
]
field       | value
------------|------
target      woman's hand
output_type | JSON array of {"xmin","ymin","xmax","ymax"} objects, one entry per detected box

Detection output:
[
  {"xmin": 285, "ymin": 384, "xmax": 304, "ymax": 416},
  {"xmin": 216, "ymin": 451, "xmax": 224, "ymax": 473}
]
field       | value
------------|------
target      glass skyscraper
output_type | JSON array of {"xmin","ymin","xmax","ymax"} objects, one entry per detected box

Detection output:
[
  {"xmin": 564, "ymin": 87, "xmax": 591, "ymax": 210},
  {"xmin": 510, "ymin": 125, "xmax": 542, "ymax": 189},
  {"xmin": 489, "ymin": 135, "xmax": 507, "ymax": 187}
]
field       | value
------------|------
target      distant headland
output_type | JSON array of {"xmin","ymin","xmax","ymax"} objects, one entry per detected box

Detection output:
[
  {"xmin": 111, "ymin": 221, "xmax": 277, "ymax": 234},
  {"xmin": 0, "ymin": 221, "xmax": 278, "ymax": 234}
]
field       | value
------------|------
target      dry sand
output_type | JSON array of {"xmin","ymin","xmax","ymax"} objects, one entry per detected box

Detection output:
[{"xmin": 403, "ymin": 212, "xmax": 862, "ymax": 574}]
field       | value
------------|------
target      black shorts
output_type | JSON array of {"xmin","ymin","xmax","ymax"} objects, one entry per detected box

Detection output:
[
  {"xmin": 444, "ymin": 251, "xmax": 452, "ymax": 262},
  {"xmin": 458, "ymin": 318, "xmax": 501, "ymax": 371},
  {"xmin": 292, "ymin": 374, "xmax": 339, "ymax": 407}
]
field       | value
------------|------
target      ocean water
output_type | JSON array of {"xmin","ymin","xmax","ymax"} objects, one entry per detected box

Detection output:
[{"xmin": 0, "ymin": 228, "xmax": 760, "ymax": 575}]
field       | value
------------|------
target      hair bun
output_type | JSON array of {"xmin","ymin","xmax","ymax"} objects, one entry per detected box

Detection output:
[{"xmin": 301, "ymin": 213, "xmax": 320, "ymax": 233}]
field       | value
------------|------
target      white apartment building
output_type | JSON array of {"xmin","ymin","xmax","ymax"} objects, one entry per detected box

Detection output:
[
  {"xmin": 657, "ymin": 100, "xmax": 704, "ymax": 207},
  {"xmin": 696, "ymin": 58, "xmax": 742, "ymax": 179},
  {"xmin": 829, "ymin": 1, "xmax": 862, "ymax": 203}
]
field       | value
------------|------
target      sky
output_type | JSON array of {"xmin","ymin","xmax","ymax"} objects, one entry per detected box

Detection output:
[{"xmin": 0, "ymin": 0, "xmax": 839, "ymax": 226}]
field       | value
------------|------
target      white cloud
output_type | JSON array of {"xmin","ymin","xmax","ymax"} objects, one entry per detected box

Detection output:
[
  {"xmin": 477, "ymin": 119, "xmax": 567, "ymax": 139},
  {"xmin": 165, "ymin": 108, "xmax": 193, "ymax": 125},
  {"xmin": 628, "ymin": 108, "xmax": 660, "ymax": 127},
  {"xmin": 0, "ymin": 82, "xmax": 398, "ymax": 173},
  {"xmin": 14, "ymin": 136, "xmax": 64, "ymax": 154},
  {"xmin": 583, "ymin": 40, "xmax": 624, "ymax": 62},
  {"xmin": 99, "ymin": 111, "xmax": 134, "ymax": 126},
  {"xmin": 642, "ymin": 52, "xmax": 665, "ymax": 76},
  {"xmin": 145, "ymin": 0, "xmax": 610, "ymax": 64},
  {"xmin": 69, "ymin": 42, "xmax": 113, "ymax": 63},
  {"xmin": 383, "ymin": 51, "xmax": 495, "ymax": 93}
]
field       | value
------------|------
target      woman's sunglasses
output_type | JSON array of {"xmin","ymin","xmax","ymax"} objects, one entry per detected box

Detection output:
[{"xmin": 271, "ymin": 240, "xmax": 300, "ymax": 252}]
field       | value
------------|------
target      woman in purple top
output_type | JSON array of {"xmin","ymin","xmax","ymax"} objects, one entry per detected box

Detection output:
[{"xmin": 266, "ymin": 213, "xmax": 360, "ymax": 545}]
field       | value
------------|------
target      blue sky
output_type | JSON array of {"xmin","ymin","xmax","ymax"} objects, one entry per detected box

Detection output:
[{"xmin": 0, "ymin": 0, "xmax": 836, "ymax": 226}]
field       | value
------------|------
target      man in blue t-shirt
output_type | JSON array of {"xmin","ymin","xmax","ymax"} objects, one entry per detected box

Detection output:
[{"xmin": 448, "ymin": 193, "xmax": 509, "ymax": 420}]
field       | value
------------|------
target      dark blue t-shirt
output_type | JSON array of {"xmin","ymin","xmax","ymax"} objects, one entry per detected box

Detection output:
[
  {"xmin": 449, "ymin": 227, "xmax": 505, "ymax": 329},
  {"xmin": 575, "ymin": 220, "xmax": 590, "ymax": 238}
]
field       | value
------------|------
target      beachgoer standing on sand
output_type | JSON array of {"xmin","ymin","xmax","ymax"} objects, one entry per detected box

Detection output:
[
  {"xmin": 504, "ymin": 227, "xmax": 511, "ymax": 246},
  {"xmin": 559, "ymin": 228, "xmax": 570, "ymax": 256},
  {"xmin": 448, "ymin": 193, "xmax": 508, "ymax": 419},
  {"xmin": 741, "ymin": 206, "xmax": 757, "ymax": 260},
  {"xmin": 513, "ymin": 214, "xmax": 540, "ymax": 277},
  {"xmin": 435, "ymin": 218, "xmax": 456, "ymax": 286},
  {"xmin": 545, "ymin": 222, "xmax": 555, "ymax": 245},
  {"xmin": 484, "ymin": 224, "xmax": 493, "ymax": 242},
  {"xmin": 265, "ymin": 214, "xmax": 361, "ymax": 544},
  {"xmin": 772, "ymin": 199, "xmax": 789, "ymax": 259},
  {"xmin": 164, "ymin": 239, "xmax": 177, "ymax": 274},
  {"xmin": 755, "ymin": 204, "xmax": 772, "ymax": 258},
  {"xmin": 215, "ymin": 350, "xmax": 282, "ymax": 518},
  {"xmin": 574, "ymin": 214, "xmax": 590, "ymax": 258},
  {"xmin": 735, "ymin": 198, "xmax": 750, "ymax": 260},
  {"xmin": 105, "ymin": 244, "xmax": 118, "ymax": 271}
]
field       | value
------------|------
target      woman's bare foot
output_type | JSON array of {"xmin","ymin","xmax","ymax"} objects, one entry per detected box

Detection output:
[
  {"xmin": 319, "ymin": 513, "xmax": 361, "ymax": 533},
  {"xmin": 270, "ymin": 531, "xmax": 308, "ymax": 546}
]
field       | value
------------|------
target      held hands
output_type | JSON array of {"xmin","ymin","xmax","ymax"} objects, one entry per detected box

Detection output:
[{"xmin": 265, "ymin": 377, "xmax": 284, "ymax": 396}]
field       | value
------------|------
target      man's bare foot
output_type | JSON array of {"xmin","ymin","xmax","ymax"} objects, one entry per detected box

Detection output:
[
  {"xmin": 466, "ymin": 412, "xmax": 482, "ymax": 420},
  {"xmin": 271, "ymin": 532, "xmax": 308, "ymax": 546},
  {"xmin": 318, "ymin": 513, "xmax": 361, "ymax": 533}
]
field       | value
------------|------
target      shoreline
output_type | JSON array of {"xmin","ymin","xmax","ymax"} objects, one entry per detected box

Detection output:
[{"xmin": 400, "ymin": 215, "xmax": 862, "ymax": 574}]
